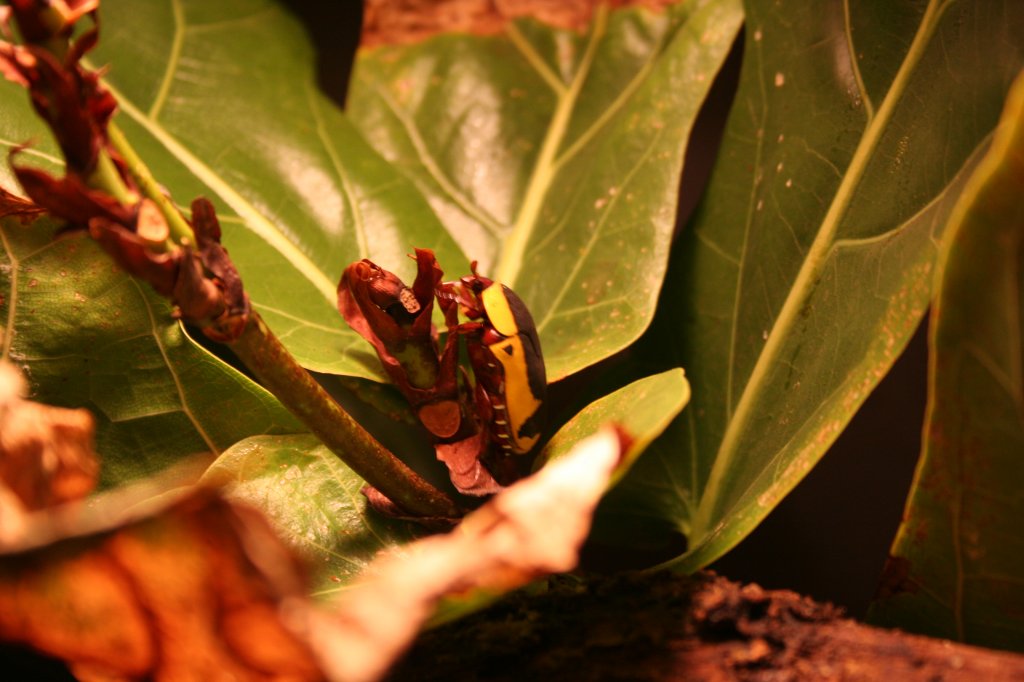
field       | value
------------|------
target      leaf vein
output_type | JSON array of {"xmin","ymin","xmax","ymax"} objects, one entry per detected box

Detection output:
[
  {"xmin": 842, "ymin": 0, "xmax": 875, "ymax": 121},
  {"xmin": 368, "ymin": 78, "xmax": 504, "ymax": 238},
  {"xmin": 305, "ymin": 81, "xmax": 369, "ymax": 259},
  {"xmin": 505, "ymin": 21, "xmax": 566, "ymax": 95},
  {"xmin": 550, "ymin": 20, "xmax": 671, "ymax": 175},
  {"xmin": 695, "ymin": 0, "xmax": 953, "ymax": 533},
  {"xmin": 129, "ymin": 278, "xmax": 219, "ymax": 454},
  {"xmin": 536, "ymin": 124, "xmax": 663, "ymax": 332},
  {"xmin": 103, "ymin": 80, "xmax": 338, "ymax": 304},
  {"xmin": 496, "ymin": 5, "xmax": 609, "ymax": 285},
  {"xmin": 0, "ymin": 225, "xmax": 19, "ymax": 361},
  {"xmin": 147, "ymin": 0, "xmax": 186, "ymax": 120}
]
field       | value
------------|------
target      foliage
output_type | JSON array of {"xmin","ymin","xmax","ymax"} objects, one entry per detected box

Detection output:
[
  {"xmin": 0, "ymin": 0, "xmax": 1023, "ymax": 673},
  {"xmin": 867, "ymin": 71, "xmax": 1024, "ymax": 651},
  {"xmin": 610, "ymin": 0, "xmax": 1024, "ymax": 576}
]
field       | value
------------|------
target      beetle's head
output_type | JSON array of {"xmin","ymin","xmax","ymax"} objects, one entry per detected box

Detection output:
[{"xmin": 459, "ymin": 265, "xmax": 494, "ymax": 295}]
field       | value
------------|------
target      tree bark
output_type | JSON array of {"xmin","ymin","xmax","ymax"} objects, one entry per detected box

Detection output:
[{"xmin": 389, "ymin": 571, "xmax": 1024, "ymax": 681}]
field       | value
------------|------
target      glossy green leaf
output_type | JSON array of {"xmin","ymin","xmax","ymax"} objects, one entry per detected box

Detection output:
[
  {"xmin": 200, "ymin": 434, "xmax": 421, "ymax": 598},
  {"xmin": 349, "ymin": 0, "xmax": 742, "ymax": 381},
  {"xmin": 867, "ymin": 71, "xmax": 1024, "ymax": 650},
  {"xmin": 0, "ymin": 77, "xmax": 64, "ymax": 191},
  {"xmin": 430, "ymin": 370, "xmax": 689, "ymax": 624},
  {"xmin": 617, "ymin": 0, "xmax": 1024, "ymax": 570},
  {"xmin": 0, "ymin": 0, "xmax": 464, "ymax": 378},
  {"xmin": 536, "ymin": 368, "xmax": 690, "ymax": 484},
  {"xmin": 203, "ymin": 370, "xmax": 688, "ymax": 603},
  {"xmin": 1, "ymin": 0, "xmax": 739, "ymax": 383},
  {"xmin": 0, "ymin": 216, "xmax": 302, "ymax": 487}
]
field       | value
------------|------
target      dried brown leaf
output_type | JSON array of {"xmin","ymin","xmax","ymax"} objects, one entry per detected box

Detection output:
[
  {"xmin": 0, "ymin": 489, "xmax": 323, "ymax": 681},
  {"xmin": 290, "ymin": 427, "xmax": 624, "ymax": 682},
  {"xmin": 361, "ymin": 0, "xmax": 679, "ymax": 47},
  {"xmin": 337, "ymin": 250, "xmax": 446, "ymax": 402},
  {"xmin": 6, "ymin": 0, "xmax": 99, "ymax": 45},
  {"xmin": 12, "ymin": 161, "xmax": 133, "ymax": 227},
  {"xmin": 0, "ymin": 362, "xmax": 97, "ymax": 517},
  {"xmin": 434, "ymin": 432, "xmax": 503, "ymax": 496},
  {"xmin": 0, "ymin": 185, "xmax": 44, "ymax": 221}
]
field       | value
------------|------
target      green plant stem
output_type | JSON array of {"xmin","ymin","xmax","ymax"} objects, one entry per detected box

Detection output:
[
  {"xmin": 87, "ymin": 148, "xmax": 135, "ymax": 205},
  {"xmin": 107, "ymin": 122, "xmax": 195, "ymax": 245},
  {"xmin": 231, "ymin": 312, "xmax": 459, "ymax": 518}
]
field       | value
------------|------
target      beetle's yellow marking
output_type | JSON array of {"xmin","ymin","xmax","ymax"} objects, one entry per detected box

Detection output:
[
  {"xmin": 481, "ymin": 284, "xmax": 519, "ymax": 337},
  {"xmin": 489, "ymin": 335, "xmax": 542, "ymax": 453}
]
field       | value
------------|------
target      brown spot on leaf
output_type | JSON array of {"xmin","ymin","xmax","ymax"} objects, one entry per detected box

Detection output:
[{"xmin": 874, "ymin": 555, "xmax": 916, "ymax": 600}]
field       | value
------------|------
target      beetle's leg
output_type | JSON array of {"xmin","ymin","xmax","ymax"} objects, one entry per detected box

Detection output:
[
  {"xmin": 436, "ymin": 280, "xmax": 486, "ymax": 319},
  {"xmin": 473, "ymin": 380, "xmax": 495, "ymax": 430},
  {"xmin": 451, "ymin": 320, "xmax": 485, "ymax": 333},
  {"xmin": 472, "ymin": 381, "xmax": 516, "ymax": 454}
]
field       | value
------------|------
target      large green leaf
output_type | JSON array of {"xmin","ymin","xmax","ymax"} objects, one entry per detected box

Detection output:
[
  {"xmin": 77, "ymin": 0, "xmax": 466, "ymax": 377},
  {"xmin": 0, "ymin": 216, "xmax": 301, "ymax": 487},
  {"xmin": 201, "ymin": 370, "xmax": 689, "ymax": 600},
  {"xmin": 347, "ymin": 0, "xmax": 742, "ymax": 381},
  {"xmin": 616, "ymin": 0, "xmax": 1024, "ymax": 570},
  {"xmin": 0, "ymin": 0, "xmax": 743, "ymax": 382},
  {"xmin": 0, "ymin": 78, "xmax": 64, "ymax": 190},
  {"xmin": 867, "ymin": 72, "xmax": 1024, "ymax": 650},
  {"xmin": 432, "ymin": 369, "xmax": 690, "ymax": 624},
  {"xmin": 200, "ymin": 434, "xmax": 420, "ymax": 598},
  {"xmin": 1, "ymin": 0, "xmax": 738, "ymax": 384},
  {"xmin": 536, "ymin": 368, "xmax": 690, "ymax": 484}
]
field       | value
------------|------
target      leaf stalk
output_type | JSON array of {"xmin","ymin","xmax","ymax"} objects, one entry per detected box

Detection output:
[
  {"xmin": 230, "ymin": 312, "xmax": 459, "ymax": 518},
  {"xmin": 107, "ymin": 121, "xmax": 195, "ymax": 245}
]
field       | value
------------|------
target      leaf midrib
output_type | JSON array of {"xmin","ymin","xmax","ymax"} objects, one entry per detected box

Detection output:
[
  {"xmin": 100, "ymin": 79, "xmax": 339, "ymax": 305},
  {"xmin": 693, "ymin": 0, "xmax": 954, "ymax": 534},
  {"xmin": 495, "ymin": 5, "xmax": 609, "ymax": 286},
  {"xmin": 147, "ymin": 0, "xmax": 185, "ymax": 120}
]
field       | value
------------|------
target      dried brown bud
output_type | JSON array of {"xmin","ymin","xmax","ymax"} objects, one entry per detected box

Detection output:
[{"xmin": 6, "ymin": 0, "xmax": 98, "ymax": 45}]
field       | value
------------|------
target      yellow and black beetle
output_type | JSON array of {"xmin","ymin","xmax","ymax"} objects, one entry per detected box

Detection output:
[{"xmin": 439, "ymin": 264, "xmax": 546, "ymax": 455}]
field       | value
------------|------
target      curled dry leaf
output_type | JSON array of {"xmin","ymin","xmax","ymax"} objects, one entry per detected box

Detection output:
[
  {"xmin": 0, "ymin": 361, "xmax": 96, "ymax": 532},
  {"xmin": 6, "ymin": 0, "xmax": 99, "ymax": 46},
  {"xmin": 0, "ymin": 489, "xmax": 324, "ymax": 681},
  {"xmin": 2, "ymin": 6, "xmax": 250, "ymax": 344},
  {"xmin": 89, "ymin": 197, "xmax": 252, "ymax": 343},
  {"xmin": 338, "ymin": 248, "xmax": 457, "ymax": 410},
  {"xmin": 339, "ymin": 249, "xmax": 504, "ymax": 496},
  {"xmin": 289, "ymin": 427, "xmax": 625, "ymax": 682},
  {"xmin": 0, "ymin": 11, "xmax": 113, "ymax": 175},
  {"xmin": 11, "ymin": 161, "xmax": 134, "ymax": 229},
  {"xmin": 0, "ymin": 184, "xmax": 44, "ymax": 221}
]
